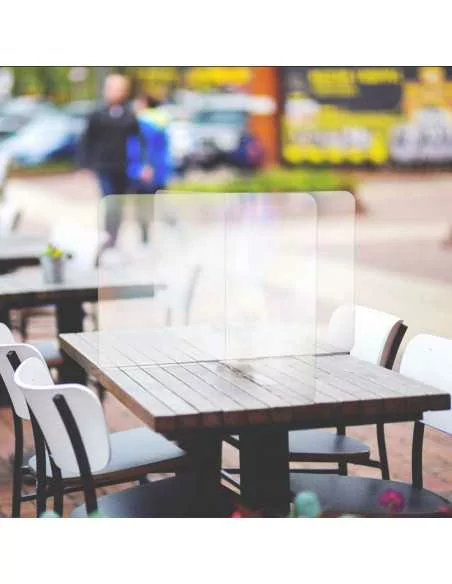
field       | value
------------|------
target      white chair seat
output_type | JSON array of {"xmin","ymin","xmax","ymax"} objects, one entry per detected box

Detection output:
[{"xmin": 28, "ymin": 427, "xmax": 186, "ymax": 481}]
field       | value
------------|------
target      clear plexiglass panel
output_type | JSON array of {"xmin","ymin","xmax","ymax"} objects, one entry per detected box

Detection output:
[
  {"xmin": 97, "ymin": 192, "xmax": 318, "ymax": 375},
  {"xmin": 312, "ymin": 191, "xmax": 356, "ymax": 353}
]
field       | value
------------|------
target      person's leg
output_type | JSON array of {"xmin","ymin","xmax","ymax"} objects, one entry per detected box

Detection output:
[
  {"xmin": 97, "ymin": 171, "xmax": 127, "ymax": 247},
  {"xmin": 133, "ymin": 184, "xmax": 158, "ymax": 244}
]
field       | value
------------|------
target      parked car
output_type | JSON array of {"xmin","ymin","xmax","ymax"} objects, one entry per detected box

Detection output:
[
  {"xmin": 0, "ymin": 97, "xmax": 56, "ymax": 143},
  {"xmin": 0, "ymin": 108, "xmax": 80, "ymax": 166},
  {"xmin": 192, "ymin": 109, "xmax": 247, "ymax": 151},
  {"xmin": 63, "ymin": 100, "xmax": 98, "ymax": 133},
  {"xmin": 158, "ymin": 104, "xmax": 194, "ymax": 175},
  {"xmin": 390, "ymin": 107, "xmax": 452, "ymax": 164}
]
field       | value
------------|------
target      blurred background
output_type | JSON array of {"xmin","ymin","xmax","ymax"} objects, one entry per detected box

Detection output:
[
  {"xmin": 2, "ymin": 66, "xmax": 452, "ymax": 294},
  {"xmin": 2, "ymin": 66, "xmax": 452, "ymax": 177},
  {"xmin": 3, "ymin": 66, "xmax": 452, "ymax": 331}
]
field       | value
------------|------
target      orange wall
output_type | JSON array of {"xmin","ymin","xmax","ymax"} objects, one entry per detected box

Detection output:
[{"xmin": 248, "ymin": 67, "xmax": 280, "ymax": 166}]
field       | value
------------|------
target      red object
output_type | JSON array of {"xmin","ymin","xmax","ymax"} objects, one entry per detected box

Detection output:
[
  {"xmin": 231, "ymin": 505, "xmax": 262, "ymax": 518},
  {"xmin": 438, "ymin": 505, "xmax": 452, "ymax": 516},
  {"xmin": 378, "ymin": 489, "xmax": 405, "ymax": 513}
]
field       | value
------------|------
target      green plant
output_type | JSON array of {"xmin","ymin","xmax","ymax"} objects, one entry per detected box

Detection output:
[
  {"xmin": 41, "ymin": 244, "xmax": 64, "ymax": 259},
  {"xmin": 172, "ymin": 168, "xmax": 357, "ymax": 195}
]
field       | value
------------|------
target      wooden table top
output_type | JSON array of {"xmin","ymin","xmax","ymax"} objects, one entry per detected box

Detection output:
[
  {"xmin": 0, "ymin": 266, "xmax": 164, "ymax": 308},
  {"xmin": 60, "ymin": 327, "xmax": 451, "ymax": 436}
]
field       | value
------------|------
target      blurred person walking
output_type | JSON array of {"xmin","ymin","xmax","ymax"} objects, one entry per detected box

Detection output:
[
  {"xmin": 126, "ymin": 94, "xmax": 173, "ymax": 244},
  {"xmin": 79, "ymin": 73, "xmax": 151, "ymax": 248}
]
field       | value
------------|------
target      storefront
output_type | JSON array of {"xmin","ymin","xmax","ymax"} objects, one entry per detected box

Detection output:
[{"xmin": 280, "ymin": 66, "xmax": 452, "ymax": 167}]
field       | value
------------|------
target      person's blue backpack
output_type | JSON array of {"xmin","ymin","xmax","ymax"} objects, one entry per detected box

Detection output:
[{"xmin": 127, "ymin": 110, "xmax": 173, "ymax": 189}]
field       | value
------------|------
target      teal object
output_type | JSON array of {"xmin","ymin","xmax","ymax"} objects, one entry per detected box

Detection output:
[
  {"xmin": 88, "ymin": 509, "xmax": 104, "ymax": 518},
  {"xmin": 294, "ymin": 491, "xmax": 322, "ymax": 518},
  {"xmin": 40, "ymin": 511, "xmax": 60, "ymax": 518}
]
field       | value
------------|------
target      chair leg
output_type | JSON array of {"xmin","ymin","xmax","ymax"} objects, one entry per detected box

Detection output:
[
  {"xmin": 336, "ymin": 425, "xmax": 348, "ymax": 476},
  {"xmin": 50, "ymin": 463, "xmax": 64, "ymax": 517},
  {"xmin": 52, "ymin": 481, "xmax": 64, "ymax": 517},
  {"xmin": 30, "ymin": 412, "xmax": 48, "ymax": 517},
  {"xmin": 412, "ymin": 420, "xmax": 425, "ymax": 489},
  {"xmin": 376, "ymin": 423, "xmax": 390, "ymax": 479},
  {"xmin": 35, "ymin": 473, "xmax": 47, "ymax": 517},
  {"xmin": 11, "ymin": 416, "xmax": 24, "ymax": 518}
]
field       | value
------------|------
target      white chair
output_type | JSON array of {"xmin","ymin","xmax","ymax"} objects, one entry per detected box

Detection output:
[
  {"xmin": 0, "ymin": 323, "xmax": 188, "ymax": 517},
  {"xmin": 0, "ymin": 201, "xmax": 21, "ymax": 236},
  {"xmin": 223, "ymin": 305, "xmax": 407, "ymax": 487},
  {"xmin": 15, "ymin": 356, "xmax": 233, "ymax": 518},
  {"xmin": 0, "ymin": 152, "xmax": 10, "ymax": 197},
  {"xmin": 327, "ymin": 304, "xmax": 406, "ymax": 368},
  {"xmin": 289, "ymin": 304, "xmax": 407, "ymax": 478},
  {"xmin": 290, "ymin": 333, "xmax": 452, "ymax": 516},
  {"xmin": 164, "ymin": 264, "xmax": 202, "ymax": 326},
  {"xmin": 400, "ymin": 334, "xmax": 452, "ymax": 488}
]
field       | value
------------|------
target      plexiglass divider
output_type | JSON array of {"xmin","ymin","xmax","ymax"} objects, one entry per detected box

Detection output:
[
  {"xmin": 97, "ymin": 192, "xmax": 318, "ymax": 392},
  {"xmin": 311, "ymin": 191, "xmax": 356, "ymax": 354}
]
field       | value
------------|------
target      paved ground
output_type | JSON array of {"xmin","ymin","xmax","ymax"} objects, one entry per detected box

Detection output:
[{"xmin": 1, "ymin": 169, "xmax": 452, "ymax": 517}]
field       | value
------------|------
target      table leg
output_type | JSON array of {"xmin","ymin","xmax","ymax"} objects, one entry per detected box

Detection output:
[
  {"xmin": 56, "ymin": 301, "xmax": 87, "ymax": 384},
  {"xmin": 179, "ymin": 434, "xmax": 221, "ymax": 482},
  {"xmin": 239, "ymin": 428, "xmax": 290, "ymax": 517}
]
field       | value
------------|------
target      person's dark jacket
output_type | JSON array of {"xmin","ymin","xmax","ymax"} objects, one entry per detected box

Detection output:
[{"xmin": 79, "ymin": 103, "xmax": 146, "ymax": 173}]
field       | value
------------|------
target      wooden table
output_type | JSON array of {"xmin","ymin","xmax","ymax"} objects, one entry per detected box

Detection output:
[
  {"xmin": 0, "ymin": 268, "xmax": 164, "ymax": 383},
  {"xmin": 60, "ymin": 327, "xmax": 451, "ymax": 516},
  {"xmin": 0, "ymin": 235, "xmax": 45, "ymax": 274}
]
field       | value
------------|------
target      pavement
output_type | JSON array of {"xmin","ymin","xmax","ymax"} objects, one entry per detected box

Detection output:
[{"xmin": 1, "ymin": 169, "xmax": 452, "ymax": 516}]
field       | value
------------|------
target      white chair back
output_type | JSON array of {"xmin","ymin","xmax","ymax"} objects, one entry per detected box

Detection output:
[
  {"xmin": 15, "ymin": 357, "xmax": 111, "ymax": 475},
  {"xmin": 0, "ymin": 323, "xmax": 46, "ymax": 420},
  {"xmin": 0, "ymin": 201, "xmax": 21, "ymax": 236},
  {"xmin": 400, "ymin": 334, "xmax": 452, "ymax": 435},
  {"xmin": 327, "ymin": 304, "xmax": 405, "ymax": 367},
  {"xmin": 0, "ymin": 152, "xmax": 11, "ymax": 193},
  {"xmin": 49, "ymin": 223, "xmax": 108, "ymax": 271},
  {"xmin": 164, "ymin": 264, "xmax": 202, "ymax": 326}
]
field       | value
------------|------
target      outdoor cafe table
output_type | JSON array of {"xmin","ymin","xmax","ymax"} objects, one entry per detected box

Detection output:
[
  {"xmin": 59, "ymin": 327, "xmax": 451, "ymax": 516},
  {"xmin": 0, "ymin": 235, "xmax": 45, "ymax": 274},
  {"xmin": 0, "ymin": 267, "xmax": 163, "ymax": 383}
]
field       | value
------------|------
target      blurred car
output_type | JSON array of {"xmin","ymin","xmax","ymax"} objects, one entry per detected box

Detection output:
[
  {"xmin": 390, "ymin": 107, "xmax": 452, "ymax": 164},
  {"xmin": 63, "ymin": 99, "xmax": 97, "ymax": 133},
  {"xmin": 0, "ymin": 97, "xmax": 56, "ymax": 142},
  {"xmin": 157, "ymin": 104, "xmax": 195, "ymax": 175},
  {"xmin": 192, "ymin": 109, "xmax": 247, "ymax": 150},
  {"xmin": 0, "ymin": 108, "xmax": 80, "ymax": 166}
]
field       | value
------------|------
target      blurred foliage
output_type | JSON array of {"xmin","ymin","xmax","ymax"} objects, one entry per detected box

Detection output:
[
  {"xmin": 10, "ymin": 67, "xmax": 97, "ymax": 103},
  {"xmin": 9, "ymin": 160, "xmax": 76, "ymax": 176},
  {"xmin": 172, "ymin": 168, "xmax": 357, "ymax": 194}
]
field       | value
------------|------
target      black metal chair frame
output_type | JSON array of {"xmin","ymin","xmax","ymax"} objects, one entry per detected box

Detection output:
[
  {"xmin": 53, "ymin": 394, "xmax": 99, "ymax": 516},
  {"xmin": 221, "ymin": 323, "xmax": 408, "ymax": 490},
  {"xmin": 4, "ymin": 349, "xmax": 150, "ymax": 517}
]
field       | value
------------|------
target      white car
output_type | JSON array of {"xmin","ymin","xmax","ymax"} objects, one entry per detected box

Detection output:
[{"xmin": 390, "ymin": 108, "xmax": 452, "ymax": 163}]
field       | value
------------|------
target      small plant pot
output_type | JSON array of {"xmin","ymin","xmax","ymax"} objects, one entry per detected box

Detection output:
[{"xmin": 40, "ymin": 255, "xmax": 65, "ymax": 284}]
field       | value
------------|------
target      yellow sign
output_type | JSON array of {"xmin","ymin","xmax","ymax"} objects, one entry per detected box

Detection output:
[
  {"xmin": 282, "ymin": 67, "xmax": 452, "ymax": 166},
  {"xmin": 184, "ymin": 67, "xmax": 252, "ymax": 89}
]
